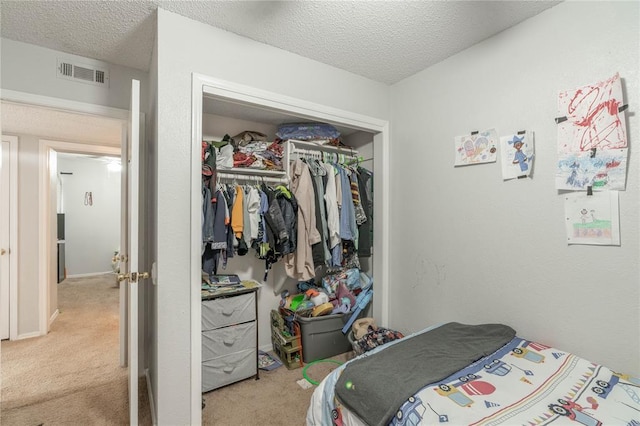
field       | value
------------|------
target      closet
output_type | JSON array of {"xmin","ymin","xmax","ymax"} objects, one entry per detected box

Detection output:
[{"xmin": 193, "ymin": 76, "xmax": 386, "ymax": 395}]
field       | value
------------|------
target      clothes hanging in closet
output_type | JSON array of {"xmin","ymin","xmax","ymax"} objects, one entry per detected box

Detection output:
[
  {"xmin": 201, "ymin": 144, "xmax": 374, "ymax": 282},
  {"xmin": 201, "ymin": 179, "xmax": 296, "ymax": 278},
  {"xmin": 287, "ymin": 153, "xmax": 374, "ymax": 274},
  {"xmin": 356, "ymin": 166, "xmax": 373, "ymax": 257},
  {"xmin": 285, "ymin": 159, "xmax": 321, "ymax": 281},
  {"xmin": 307, "ymin": 159, "xmax": 331, "ymax": 269},
  {"xmin": 322, "ymin": 162, "xmax": 341, "ymax": 263}
]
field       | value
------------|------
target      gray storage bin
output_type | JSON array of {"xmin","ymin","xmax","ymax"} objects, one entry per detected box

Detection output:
[
  {"xmin": 296, "ymin": 313, "xmax": 353, "ymax": 363},
  {"xmin": 347, "ymin": 330, "xmax": 364, "ymax": 356}
]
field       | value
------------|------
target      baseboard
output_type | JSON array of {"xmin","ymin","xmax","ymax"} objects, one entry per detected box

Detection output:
[
  {"xmin": 260, "ymin": 342, "xmax": 275, "ymax": 353},
  {"xmin": 16, "ymin": 331, "xmax": 42, "ymax": 340},
  {"xmin": 145, "ymin": 368, "xmax": 157, "ymax": 426},
  {"xmin": 66, "ymin": 271, "xmax": 115, "ymax": 278},
  {"xmin": 49, "ymin": 308, "xmax": 59, "ymax": 326}
]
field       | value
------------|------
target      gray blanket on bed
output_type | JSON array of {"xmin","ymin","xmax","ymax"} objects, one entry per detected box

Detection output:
[{"xmin": 334, "ymin": 322, "xmax": 516, "ymax": 426}]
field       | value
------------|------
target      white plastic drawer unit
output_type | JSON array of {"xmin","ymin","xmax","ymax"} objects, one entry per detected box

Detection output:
[
  {"xmin": 201, "ymin": 288, "xmax": 259, "ymax": 392},
  {"xmin": 202, "ymin": 291, "xmax": 256, "ymax": 331},
  {"xmin": 202, "ymin": 321, "xmax": 257, "ymax": 360},
  {"xmin": 202, "ymin": 348, "xmax": 256, "ymax": 392}
]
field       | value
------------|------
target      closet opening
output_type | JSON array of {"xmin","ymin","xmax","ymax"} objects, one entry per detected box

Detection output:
[{"xmin": 190, "ymin": 73, "xmax": 389, "ymax": 422}]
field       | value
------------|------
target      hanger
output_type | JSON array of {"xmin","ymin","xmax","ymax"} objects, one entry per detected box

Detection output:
[
  {"xmin": 275, "ymin": 184, "xmax": 292, "ymax": 198},
  {"xmin": 312, "ymin": 158, "xmax": 326, "ymax": 176}
]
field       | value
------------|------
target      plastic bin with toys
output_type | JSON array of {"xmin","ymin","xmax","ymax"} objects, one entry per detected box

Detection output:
[{"xmin": 278, "ymin": 269, "xmax": 373, "ymax": 363}]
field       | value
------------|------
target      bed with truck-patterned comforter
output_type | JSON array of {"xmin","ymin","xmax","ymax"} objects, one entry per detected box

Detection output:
[{"xmin": 307, "ymin": 323, "xmax": 640, "ymax": 426}]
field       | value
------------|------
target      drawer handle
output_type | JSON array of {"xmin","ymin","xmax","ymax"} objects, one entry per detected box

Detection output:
[
  {"xmin": 223, "ymin": 365, "xmax": 235, "ymax": 374},
  {"xmin": 223, "ymin": 338, "xmax": 236, "ymax": 346},
  {"xmin": 222, "ymin": 307, "xmax": 236, "ymax": 316}
]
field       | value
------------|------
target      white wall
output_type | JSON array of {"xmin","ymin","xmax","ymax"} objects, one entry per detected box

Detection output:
[
  {"xmin": 16, "ymin": 135, "xmax": 41, "ymax": 335},
  {"xmin": 1, "ymin": 39, "xmax": 149, "ymax": 113},
  {"xmin": 389, "ymin": 1, "xmax": 639, "ymax": 375},
  {"xmin": 58, "ymin": 155, "xmax": 120, "ymax": 276},
  {"xmin": 154, "ymin": 8, "xmax": 390, "ymax": 423}
]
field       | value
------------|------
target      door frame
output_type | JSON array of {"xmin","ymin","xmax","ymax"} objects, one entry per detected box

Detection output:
[
  {"xmin": 39, "ymin": 140, "xmax": 122, "ymax": 333},
  {"xmin": 190, "ymin": 73, "xmax": 391, "ymax": 423},
  {"xmin": 1, "ymin": 135, "xmax": 19, "ymax": 340}
]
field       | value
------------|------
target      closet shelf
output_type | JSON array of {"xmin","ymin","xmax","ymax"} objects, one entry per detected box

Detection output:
[
  {"xmin": 211, "ymin": 140, "xmax": 360, "ymax": 185},
  {"xmin": 286, "ymin": 139, "xmax": 358, "ymax": 155}
]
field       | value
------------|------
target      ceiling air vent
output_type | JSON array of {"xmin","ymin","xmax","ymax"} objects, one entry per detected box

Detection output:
[{"xmin": 57, "ymin": 59, "xmax": 109, "ymax": 87}]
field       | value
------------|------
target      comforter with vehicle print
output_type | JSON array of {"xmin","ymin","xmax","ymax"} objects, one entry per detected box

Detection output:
[{"xmin": 307, "ymin": 324, "xmax": 640, "ymax": 426}]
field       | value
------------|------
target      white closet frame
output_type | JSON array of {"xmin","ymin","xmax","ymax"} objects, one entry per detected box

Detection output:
[{"xmin": 191, "ymin": 73, "xmax": 390, "ymax": 424}]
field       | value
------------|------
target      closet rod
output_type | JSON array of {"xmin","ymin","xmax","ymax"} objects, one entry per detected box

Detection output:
[
  {"xmin": 216, "ymin": 172, "xmax": 288, "ymax": 184},
  {"xmin": 344, "ymin": 156, "xmax": 372, "ymax": 166},
  {"xmin": 290, "ymin": 147, "xmax": 358, "ymax": 165},
  {"xmin": 288, "ymin": 141, "xmax": 358, "ymax": 164}
]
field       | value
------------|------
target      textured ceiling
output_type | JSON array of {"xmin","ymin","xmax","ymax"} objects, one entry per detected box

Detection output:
[{"xmin": 1, "ymin": 0, "xmax": 562, "ymax": 85}]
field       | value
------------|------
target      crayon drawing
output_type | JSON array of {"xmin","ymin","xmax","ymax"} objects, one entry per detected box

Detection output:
[
  {"xmin": 454, "ymin": 128, "xmax": 498, "ymax": 166},
  {"xmin": 500, "ymin": 132, "xmax": 535, "ymax": 180},
  {"xmin": 556, "ymin": 148, "xmax": 627, "ymax": 191},
  {"xmin": 557, "ymin": 73, "xmax": 627, "ymax": 154},
  {"xmin": 564, "ymin": 191, "xmax": 619, "ymax": 246}
]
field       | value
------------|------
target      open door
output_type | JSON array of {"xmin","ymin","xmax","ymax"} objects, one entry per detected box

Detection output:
[
  {"xmin": 118, "ymin": 79, "xmax": 143, "ymax": 425},
  {"xmin": 0, "ymin": 135, "xmax": 17, "ymax": 341},
  {"xmin": 1, "ymin": 139, "xmax": 11, "ymax": 340}
]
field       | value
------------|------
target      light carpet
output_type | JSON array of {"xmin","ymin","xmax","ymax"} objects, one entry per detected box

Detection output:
[
  {"xmin": 0, "ymin": 273, "xmax": 151, "ymax": 425},
  {"xmin": 203, "ymin": 351, "xmax": 351, "ymax": 426},
  {"xmin": 1, "ymin": 272, "xmax": 352, "ymax": 425}
]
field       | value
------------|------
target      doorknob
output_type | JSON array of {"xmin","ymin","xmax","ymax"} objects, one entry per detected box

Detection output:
[
  {"xmin": 118, "ymin": 272, "xmax": 149, "ymax": 283},
  {"xmin": 0, "ymin": 249, "xmax": 5, "ymax": 255}
]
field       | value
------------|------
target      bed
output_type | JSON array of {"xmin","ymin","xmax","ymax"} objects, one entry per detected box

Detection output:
[{"xmin": 307, "ymin": 322, "xmax": 640, "ymax": 426}]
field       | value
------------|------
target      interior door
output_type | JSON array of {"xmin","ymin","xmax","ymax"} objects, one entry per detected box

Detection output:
[
  {"xmin": 119, "ymin": 79, "xmax": 141, "ymax": 425},
  {"xmin": 0, "ymin": 139, "xmax": 10, "ymax": 340}
]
